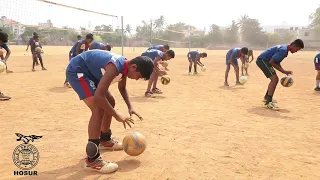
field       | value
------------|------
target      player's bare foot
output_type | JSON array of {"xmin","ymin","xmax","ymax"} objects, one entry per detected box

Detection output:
[
  {"xmin": 32, "ymin": 69, "xmax": 35, "ymax": 72},
  {"xmin": 99, "ymin": 138, "xmax": 123, "ymax": 150},
  {"xmin": 6, "ymin": 70, "xmax": 13, "ymax": 73},
  {"xmin": 42, "ymin": 67, "xmax": 47, "ymax": 70},
  {"xmin": 84, "ymin": 157, "xmax": 118, "ymax": 173},
  {"xmin": 224, "ymin": 82, "xmax": 229, "ymax": 86}
]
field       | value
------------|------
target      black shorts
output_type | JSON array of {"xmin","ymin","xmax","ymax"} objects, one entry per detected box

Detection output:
[{"xmin": 256, "ymin": 58, "xmax": 276, "ymax": 78}]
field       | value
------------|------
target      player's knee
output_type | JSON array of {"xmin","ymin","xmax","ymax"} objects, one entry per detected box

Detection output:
[{"xmin": 270, "ymin": 75, "xmax": 279, "ymax": 83}]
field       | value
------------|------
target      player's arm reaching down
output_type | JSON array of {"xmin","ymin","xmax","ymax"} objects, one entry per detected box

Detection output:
[
  {"xmin": 269, "ymin": 53, "xmax": 292, "ymax": 75},
  {"xmin": 154, "ymin": 56, "xmax": 167, "ymax": 76},
  {"xmin": 94, "ymin": 63, "xmax": 134, "ymax": 128},
  {"xmin": 2, "ymin": 44, "xmax": 11, "ymax": 62},
  {"xmin": 195, "ymin": 55, "xmax": 204, "ymax": 67},
  {"xmin": 118, "ymin": 76, "xmax": 143, "ymax": 120},
  {"xmin": 249, "ymin": 52, "xmax": 254, "ymax": 63}
]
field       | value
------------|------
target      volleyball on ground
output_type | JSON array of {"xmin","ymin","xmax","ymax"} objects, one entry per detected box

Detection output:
[
  {"xmin": 122, "ymin": 131, "xmax": 147, "ymax": 156},
  {"xmin": 0, "ymin": 61, "xmax": 6, "ymax": 73},
  {"xmin": 281, "ymin": 76, "xmax": 293, "ymax": 87},
  {"xmin": 161, "ymin": 75, "xmax": 170, "ymax": 85},
  {"xmin": 239, "ymin": 76, "xmax": 248, "ymax": 85},
  {"xmin": 201, "ymin": 66, "xmax": 206, "ymax": 72}
]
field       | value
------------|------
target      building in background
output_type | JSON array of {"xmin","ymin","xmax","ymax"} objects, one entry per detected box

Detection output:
[
  {"xmin": 0, "ymin": 16, "xmax": 25, "ymax": 43},
  {"xmin": 297, "ymin": 28, "xmax": 320, "ymax": 49}
]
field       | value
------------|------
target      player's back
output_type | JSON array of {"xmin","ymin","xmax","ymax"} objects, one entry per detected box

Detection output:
[
  {"xmin": 147, "ymin": 45, "xmax": 163, "ymax": 50},
  {"xmin": 316, "ymin": 53, "xmax": 320, "ymax": 59},
  {"xmin": 68, "ymin": 50, "xmax": 126, "ymax": 80},
  {"xmin": 70, "ymin": 40, "xmax": 84, "ymax": 54},
  {"xmin": 258, "ymin": 45, "xmax": 288, "ymax": 61},
  {"xmin": 141, "ymin": 49, "xmax": 163, "ymax": 61},
  {"xmin": 226, "ymin": 48, "xmax": 240, "ymax": 59},
  {"xmin": 188, "ymin": 51, "xmax": 200, "ymax": 58},
  {"xmin": 90, "ymin": 42, "xmax": 104, "ymax": 50}
]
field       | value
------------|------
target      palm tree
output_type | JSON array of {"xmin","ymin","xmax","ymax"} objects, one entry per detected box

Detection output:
[
  {"xmin": 125, "ymin": 24, "xmax": 132, "ymax": 36},
  {"xmin": 237, "ymin": 14, "xmax": 249, "ymax": 28},
  {"xmin": 153, "ymin": 15, "xmax": 165, "ymax": 31}
]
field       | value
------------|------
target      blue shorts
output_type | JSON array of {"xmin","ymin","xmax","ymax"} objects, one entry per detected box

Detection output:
[
  {"xmin": 66, "ymin": 69, "xmax": 98, "ymax": 100},
  {"xmin": 226, "ymin": 58, "xmax": 238, "ymax": 65},
  {"xmin": 315, "ymin": 57, "xmax": 320, "ymax": 70}
]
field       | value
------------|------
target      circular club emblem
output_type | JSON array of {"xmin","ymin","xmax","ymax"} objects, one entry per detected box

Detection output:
[{"xmin": 12, "ymin": 144, "xmax": 40, "ymax": 170}]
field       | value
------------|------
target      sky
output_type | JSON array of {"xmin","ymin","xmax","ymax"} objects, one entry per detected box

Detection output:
[{"xmin": 0, "ymin": 0, "xmax": 319, "ymax": 32}]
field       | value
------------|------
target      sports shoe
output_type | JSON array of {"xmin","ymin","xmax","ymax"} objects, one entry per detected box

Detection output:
[
  {"xmin": 84, "ymin": 156, "xmax": 118, "ymax": 174},
  {"xmin": 224, "ymin": 82, "xmax": 229, "ymax": 86},
  {"xmin": 145, "ymin": 91, "xmax": 155, "ymax": 98},
  {"xmin": 265, "ymin": 102, "xmax": 279, "ymax": 110},
  {"xmin": 188, "ymin": 72, "xmax": 193, "ymax": 75},
  {"xmin": 193, "ymin": 72, "xmax": 199, "ymax": 75},
  {"xmin": 152, "ymin": 88, "xmax": 162, "ymax": 94},
  {"xmin": 314, "ymin": 87, "xmax": 320, "ymax": 92},
  {"xmin": 0, "ymin": 92, "xmax": 11, "ymax": 100},
  {"xmin": 262, "ymin": 98, "xmax": 277, "ymax": 103},
  {"xmin": 100, "ymin": 138, "xmax": 123, "ymax": 150},
  {"xmin": 42, "ymin": 67, "xmax": 47, "ymax": 70},
  {"xmin": 6, "ymin": 70, "xmax": 13, "ymax": 73},
  {"xmin": 236, "ymin": 81, "xmax": 242, "ymax": 85}
]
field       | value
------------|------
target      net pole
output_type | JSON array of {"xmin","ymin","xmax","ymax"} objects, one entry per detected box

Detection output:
[
  {"xmin": 150, "ymin": 20, "xmax": 153, "ymax": 45},
  {"xmin": 188, "ymin": 27, "xmax": 191, "ymax": 52},
  {"xmin": 121, "ymin": 16, "xmax": 124, "ymax": 56}
]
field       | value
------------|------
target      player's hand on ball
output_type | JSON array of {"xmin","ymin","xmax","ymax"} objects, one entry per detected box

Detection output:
[
  {"xmin": 129, "ymin": 108, "xmax": 143, "ymax": 120},
  {"xmin": 115, "ymin": 114, "xmax": 134, "ymax": 129},
  {"xmin": 284, "ymin": 70, "xmax": 293, "ymax": 75}
]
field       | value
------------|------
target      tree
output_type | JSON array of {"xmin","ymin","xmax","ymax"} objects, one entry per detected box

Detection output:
[
  {"xmin": 240, "ymin": 18, "xmax": 267, "ymax": 46},
  {"xmin": 207, "ymin": 24, "xmax": 223, "ymax": 45},
  {"xmin": 125, "ymin": 24, "xmax": 132, "ymax": 36},
  {"xmin": 224, "ymin": 20, "xmax": 238, "ymax": 44},
  {"xmin": 266, "ymin": 33, "xmax": 281, "ymax": 47},
  {"xmin": 309, "ymin": 6, "xmax": 320, "ymax": 28}
]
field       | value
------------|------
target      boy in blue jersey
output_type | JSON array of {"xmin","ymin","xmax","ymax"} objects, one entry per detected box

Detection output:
[
  {"xmin": 256, "ymin": 39, "xmax": 304, "ymax": 110},
  {"xmin": 314, "ymin": 52, "xmax": 320, "ymax": 91},
  {"xmin": 64, "ymin": 34, "xmax": 94, "ymax": 87},
  {"xmin": 141, "ymin": 49, "xmax": 175, "ymax": 97},
  {"xmin": 89, "ymin": 42, "xmax": 112, "ymax": 51},
  {"xmin": 224, "ymin": 47, "xmax": 248, "ymax": 86},
  {"xmin": 66, "ymin": 50, "xmax": 154, "ymax": 173},
  {"xmin": 0, "ymin": 31, "xmax": 11, "ymax": 100},
  {"xmin": 242, "ymin": 49, "xmax": 254, "ymax": 76},
  {"xmin": 0, "ymin": 30, "xmax": 12, "ymax": 73},
  {"xmin": 31, "ymin": 35, "xmax": 47, "ymax": 72},
  {"xmin": 187, "ymin": 51, "xmax": 207, "ymax": 75},
  {"xmin": 147, "ymin": 44, "xmax": 170, "ymax": 52},
  {"xmin": 26, "ymin": 32, "xmax": 39, "ymax": 66}
]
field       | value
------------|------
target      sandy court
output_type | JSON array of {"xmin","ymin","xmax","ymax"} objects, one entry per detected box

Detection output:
[{"xmin": 0, "ymin": 46, "xmax": 319, "ymax": 180}]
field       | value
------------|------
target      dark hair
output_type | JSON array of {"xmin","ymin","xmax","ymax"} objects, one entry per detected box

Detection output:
[
  {"xmin": 164, "ymin": 44, "xmax": 170, "ymax": 50},
  {"xmin": 201, "ymin": 52, "xmax": 207, "ymax": 57},
  {"xmin": 240, "ymin": 47, "xmax": 249, "ymax": 55},
  {"xmin": 166, "ymin": 50, "xmax": 175, "ymax": 58},
  {"xmin": 77, "ymin": 35, "xmax": 82, "ymax": 39},
  {"xmin": 33, "ymin": 32, "xmax": 38, "ymax": 36},
  {"xmin": 106, "ymin": 45, "xmax": 111, "ymax": 51},
  {"xmin": 130, "ymin": 56, "xmax": 154, "ymax": 80},
  {"xmin": 291, "ymin": 39, "xmax": 304, "ymax": 49},
  {"xmin": 86, "ymin": 33, "xmax": 94, "ymax": 40},
  {"xmin": 0, "ymin": 29, "xmax": 2, "ymax": 31},
  {"xmin": 0, "ymin": 31, "xmax": 9, "ymax": 43},
  {"xmin": 34, "ymin": 35, "xmax": 39, "ymax": 39}
]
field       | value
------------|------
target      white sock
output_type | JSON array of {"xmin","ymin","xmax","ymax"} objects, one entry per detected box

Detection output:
[{"xmin": 317, "ymin": 80, "xmax": 320, "ymax": 87}]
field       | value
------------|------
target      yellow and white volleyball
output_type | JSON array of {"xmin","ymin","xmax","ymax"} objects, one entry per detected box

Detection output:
[
  {"xmin": 122, "ymin": 131, "xmax": 147, "ymax": 156},
  {"xmin": 0, "ymin": 61, "xmax": 6, "ymax": 73},
  {"xmin": 201, "ymin": 66, "xmax": 206, "ymax": 72},
  {"xmin": 35, "ymin": 47, "xmax": 42, "ymax": 53},
  {"xmin": 239, "ymin": 76, "xmax": 248, "ymax": 85},
  {"xmin": 160, "ymin": 75, "xmax": 170, "ymax": 85},
  {"xmin": 161, "ymin": 61, "xmax": 168, "ymax": 68}
]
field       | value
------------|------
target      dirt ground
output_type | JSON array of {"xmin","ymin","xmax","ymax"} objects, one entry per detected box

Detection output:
[{"xmin": 0, "ymin": 46, "xmax": 319, "ymax": 180}]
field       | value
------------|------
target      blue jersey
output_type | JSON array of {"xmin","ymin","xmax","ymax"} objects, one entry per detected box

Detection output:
[
  {"xmin": 257, "ymin": 45, "xmax": 289, "ymax": 64},
  {"xmin": 69, "ymin": 40, "xmax": 85, "ymax": 56},
  {"xmin": 147, "ymin": 45, "xmax": 165, "ymax": 52},
  {"xmin": 141, "ymin": 49, "xmax": 164, "ymax": 61},
  {"xmin": 67, "ymin": 50, "xmax": 126, "ymax": 82},
  {"xmin": 188, "ymin": 51, "xmax": 200, "ymax": 60},
  {"xmin": 90, "ymin": 42, "xmax": 105, "ymax": 50},
  {"xmin": 226, "ymin": 48, "xmax": 241, "ymax": 61},
  {"xmin": 0, "ymin": 43, "xmax": 9, "ymax": 52}
]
